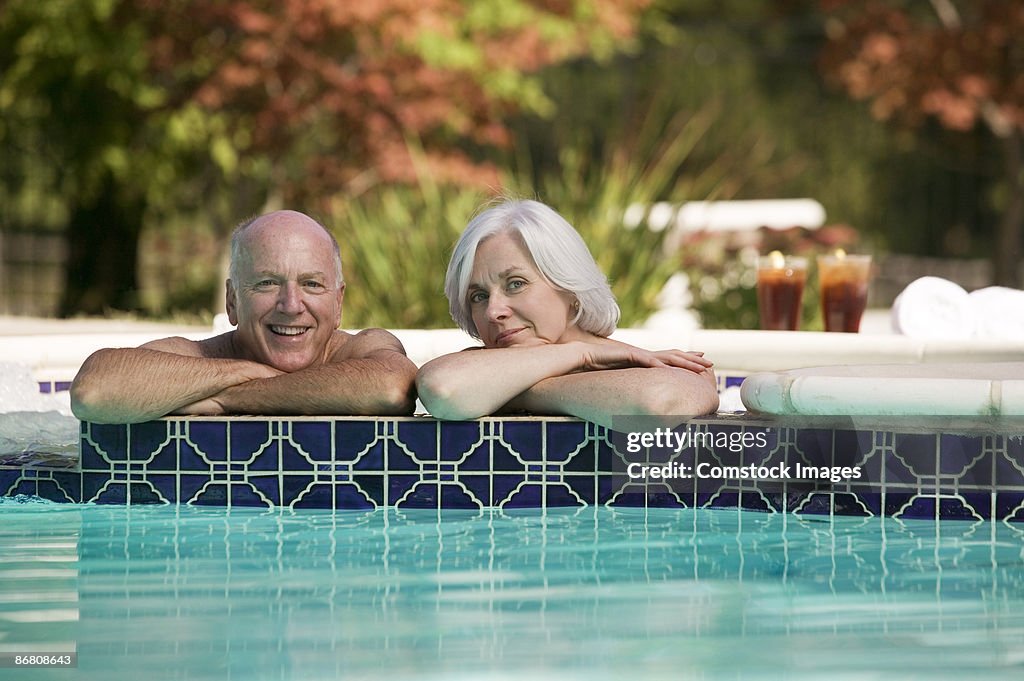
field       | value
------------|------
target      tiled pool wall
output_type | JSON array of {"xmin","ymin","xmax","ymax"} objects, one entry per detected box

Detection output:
[{"xmin": 4, "ymin": 413, "xmax": 1024, "ymax": 523}]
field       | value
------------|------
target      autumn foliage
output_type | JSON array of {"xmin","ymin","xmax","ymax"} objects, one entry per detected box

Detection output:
[
  {"xmin": 819, "ymin": 0, "xmax": 1024, "ymax": 133},
  {"xmin": 818, "ymin": 0, "xmax": 1024, "ymax": 285},
  {"xmin": 133, "ymin": 0, "xmax": 651, "ymax": 198}
]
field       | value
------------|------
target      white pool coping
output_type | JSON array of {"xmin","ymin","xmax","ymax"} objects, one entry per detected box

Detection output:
[
  {"xmin": 6, "ymin": 312, "xmax": 1024, "ymax": 419},
  {"xmin": 740, "ymin": 362, "xmax": 1024, "ymax": 416}
]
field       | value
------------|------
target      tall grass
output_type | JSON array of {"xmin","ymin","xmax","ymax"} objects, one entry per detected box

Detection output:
[
  {"xmin": 327, "ymin": 175, "xmax": 490, "ymax": 330},
  {"xmin": 327, "ymin": 105, "xmax": 722, "ymax": 330}
]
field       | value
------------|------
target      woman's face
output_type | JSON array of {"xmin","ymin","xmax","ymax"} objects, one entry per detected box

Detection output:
[{"xmin": 467, "ymin": 232, "xmax": 584, "ymax": 348}]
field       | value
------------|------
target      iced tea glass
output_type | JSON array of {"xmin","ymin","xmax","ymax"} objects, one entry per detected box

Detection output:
[
  {"xmin": 817, "ymin": 253, "xmax": 872, "ymax": 333},
  {"xmin": 757, "ymin": 253, "xmax": 807, "ymax": 331}
]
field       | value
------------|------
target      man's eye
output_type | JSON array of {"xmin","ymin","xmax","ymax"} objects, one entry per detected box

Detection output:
[{"xmin": 304, "ymin": 281, "xmax": 326, "ymax": 289}]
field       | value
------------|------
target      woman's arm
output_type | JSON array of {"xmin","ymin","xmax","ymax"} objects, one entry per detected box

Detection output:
[
  {"xmin": 510, "ymin": 365, "xmax": 719, "ymax": 429},
  {"xmin": 416, "ymin": 339, "xmax": 714, "ymax": 422}
]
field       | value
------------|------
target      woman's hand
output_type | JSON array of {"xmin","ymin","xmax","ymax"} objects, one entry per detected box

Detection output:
[{"xmin": 575, "ymin": 341, "xmax": 714, "ymax": 374}]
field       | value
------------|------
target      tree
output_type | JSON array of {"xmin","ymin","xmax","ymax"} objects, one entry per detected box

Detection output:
[
  {"xmin": 0, "ymin": 0, "xmax": 651, "ymax": 315},
  {"xmin": 818, "ymin": 0, "xmax": 1024, "ymax": 286}
]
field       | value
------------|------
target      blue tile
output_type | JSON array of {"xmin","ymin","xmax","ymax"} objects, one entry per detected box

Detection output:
[
  {"xmin": 289, "ymin": 421, "xmax": 332, "ymax": 461},
  {"xmin": 502, "ymin": 483, "xmax": 543, "ymax": 508},
  {"xmin": 938, "ymin": 433, "xmax": 986, "ymax": 476},
  {"xmin": 186, "ymin": 421, "xmax": 228, "ymax": 462},
  {"xmin": 395, "ymin": 420, "xmax": 439, "ymax": 461},
  {"xmin": 893, "ymin": 433, "xmax": 940, "ymax": 477},
  {"xmin": 229, "ymin": 421, "xmax": 273, "ymax": 462},
  {"xmin": 129, "ymin": 421, "xmax": 171, "ymax": 461},
  {"xmin": 396, "ymin": 482, "xmax": 442, "ymax": 509},
  {"xmin": 2, "ymin": 413, "xmax": 1016, "ymax": 517},
  {"xmin": 248, "ymin": 474, "xmax": 282, "ymax": 506},
  {"xmin": 146, "ymin": 474, "xmax": 177, "ymax": 503},
  {"xmin": 994, "ymin": 447, "xmax": 1024, "ymax": 487},
  {"xmin": 30, "ymin": 476, "xmax": 79, "ymax": 503},
  {"xmin": 440, "ymin": 485, "xmax": 483, "ymax": 509},
  {"xmin": 545, "ymin": 422, "xmax": 589, "ymax": 463},
  {"xmin": 334, "ymin": 420, "xmax": 382, "ymax": 461},
  {"xmin": 387, "ymin": 474, "xmax": 420, "ymax": 506},
  {"xmin": 439, "ymin": 420, "xmax": 482, "ymax": 460},
  {"xmin": 502, "ymin": 421, "xmax": 544, "ymax": 462},
  {"xmin": 85, "ymin": 423, "xmax": 128, "ymax": 463},
  {"xmin": 249, "ymin": 438, "xmax": 281, "ymax": 471},
  {"xmin": 127, "ymin": 482, "xmax": 170, "ymax": 505},
  {"xmin": 0, "ymin": 469, "xmax": 21, "ymax": 496},
  {"xmin": 997, "ymin": 493, "xmax": 1024, "ymax": 523},
  {"xmin": 89, "ymin": 481, "xmax": 127, "ymax": 504},
  {"xmin": 179, "ymin": 474, "xmax": 212, "ymax": 503},
  {"xmin": 459, "ymin": 475, "xmax": 492, "ymax": 506},
  {"xmin": 460, "ymin": 438, "xmax": 491, "ymax": 471},
  {"xmin": 350, "ymin": 475, "xmax": 385, "ymax": 507}
]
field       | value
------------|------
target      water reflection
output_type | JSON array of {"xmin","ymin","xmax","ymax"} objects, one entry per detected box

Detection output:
[
  {"xmin": 2, "ymin": 503, "xmax": 1023, "ymax": 679},
  {"xmin": 0, "ymin": 499, "xmax": 79, "ymax": 667}
]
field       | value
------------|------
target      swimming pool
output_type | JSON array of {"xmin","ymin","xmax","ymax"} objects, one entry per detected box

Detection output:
[{"xmin": 2, "ymin": 499, "xmax": 1021, "ymax": 680}]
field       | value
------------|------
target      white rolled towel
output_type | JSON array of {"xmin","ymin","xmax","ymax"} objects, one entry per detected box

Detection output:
[
  {"xmin": 969, "ymin": 286, "xmax": 1024, "ymax": 340},
  {"xmin": 890, "ymin": 276, "xmax": 976, "ymax": 339}
]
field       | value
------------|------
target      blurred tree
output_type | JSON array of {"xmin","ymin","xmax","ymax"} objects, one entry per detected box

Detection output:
[
  {"xmin": 0, "ymin": 0, "xmax": 651, "ymax": 315},
  {"xmin": 818, "ymin": 0, "xmax": 1024, "ymax": 286}
]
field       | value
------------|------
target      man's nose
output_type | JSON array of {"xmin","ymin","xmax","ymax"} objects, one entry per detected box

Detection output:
[{"xmin": 277, "ymin": 282, "xmax": 305, "ymax": 314}]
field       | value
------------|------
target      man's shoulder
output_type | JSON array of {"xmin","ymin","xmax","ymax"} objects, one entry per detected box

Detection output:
[
  {"xmin": 141, "ymin": 332, "xmax": 235, "ymax": 359},
  {"xmin": 328, "ymin": 328, "xmax": 406, "ymax": 360}
]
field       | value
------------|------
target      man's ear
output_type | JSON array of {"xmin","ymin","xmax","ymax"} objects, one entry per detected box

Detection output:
[
  {"xmin": 225, "ymin": 280, "xmax": 238, "ymax": 325},
  {"xmin": 335, "ymin": 281, "xmax": 346, "ymax": 328}
]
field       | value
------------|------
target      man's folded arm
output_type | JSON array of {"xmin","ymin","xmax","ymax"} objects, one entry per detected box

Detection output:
[
  {"xmin": 178, "ymin": 329, "xmax": 418, "ymax": 417},
  {"xmin": 70, "ymin": 337, "xmax": 280, "ymax": 424}
]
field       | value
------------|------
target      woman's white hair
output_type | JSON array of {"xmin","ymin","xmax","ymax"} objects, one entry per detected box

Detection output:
[{"xmin": 445, "ymin": 199, "xmax": 619, "ymax": 340}]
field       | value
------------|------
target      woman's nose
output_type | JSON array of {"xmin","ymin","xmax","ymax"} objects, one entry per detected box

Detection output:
[{"xmin": 486, "ymin": 293, "xmax": 510, "ymax": 321}]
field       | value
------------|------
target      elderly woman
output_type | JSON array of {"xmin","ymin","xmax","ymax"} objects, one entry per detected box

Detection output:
[{"xmin": 416, "ymin": 199, "xmax": 719, "ymax": 427}]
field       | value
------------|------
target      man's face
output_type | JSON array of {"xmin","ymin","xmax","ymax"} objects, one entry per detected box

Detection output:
[{"xmin": 226, "ymin": 211, "xmax": 344, "ymax": 372}]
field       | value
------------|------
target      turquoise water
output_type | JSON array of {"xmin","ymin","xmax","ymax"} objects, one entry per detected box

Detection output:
[{"xmin": 1, "ymin": 499, "xmax": 1022, "ymax": 680}]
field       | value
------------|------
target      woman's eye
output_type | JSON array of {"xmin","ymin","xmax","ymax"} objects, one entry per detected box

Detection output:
[
  {"xmin": 507, "ymin": 279, "xmax": 525, "ymax": 291},
  {"xmin": 469, "ymin": 291, "xmax": 487, "ymax": 304}
]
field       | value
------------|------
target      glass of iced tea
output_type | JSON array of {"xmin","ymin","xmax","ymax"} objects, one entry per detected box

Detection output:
[
  {"xmin": 817, "ymin": 251, "xmax": 872, "ymax": 332},
  {"xmin": 757, "ymin": 251, "xmax": 807, "ymax": 331}
]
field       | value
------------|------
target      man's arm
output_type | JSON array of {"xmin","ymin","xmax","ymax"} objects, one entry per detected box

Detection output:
[
  {"xmin": 183, "ymin": 329, "xmax": 418, "ymax": 416},
  {"xmin": 70, "ymin": 335, "xmax": 281, "ymax": 424}
]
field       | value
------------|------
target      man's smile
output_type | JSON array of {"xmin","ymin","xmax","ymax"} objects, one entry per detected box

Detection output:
[{"xmin": 269, "ymin": 325, "xmax": 309, "ymax": 337}]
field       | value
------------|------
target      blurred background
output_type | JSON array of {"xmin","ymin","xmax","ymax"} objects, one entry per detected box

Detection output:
[{"xmin": 1, "ymin": 0, "xmax": 1021, "ymax": 331}]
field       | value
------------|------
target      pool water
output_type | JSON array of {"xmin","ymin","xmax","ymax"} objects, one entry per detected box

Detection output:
[{"xmin": 1, "ymin": 499, "xmax": 1022, "ymax": 680}]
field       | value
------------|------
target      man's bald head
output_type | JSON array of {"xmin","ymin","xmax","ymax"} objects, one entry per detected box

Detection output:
[{"xmin": 229, "ymin": 210, "xmax": 343, "ymax": 286}]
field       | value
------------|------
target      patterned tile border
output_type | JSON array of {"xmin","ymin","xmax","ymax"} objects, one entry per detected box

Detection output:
[{"xmin": 3, "ymin": 414, "xmax": 1023, "ymax": 522}]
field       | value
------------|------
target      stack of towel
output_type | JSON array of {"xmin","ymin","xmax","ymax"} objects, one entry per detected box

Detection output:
[{"xmin": 891, "ymin": 276, "xmax": 1024, "ymax": 340}]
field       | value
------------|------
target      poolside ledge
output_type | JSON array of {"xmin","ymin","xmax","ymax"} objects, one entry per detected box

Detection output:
[{"xmin": 741, "ymin": 362, "xmax": 1024, "ymax": 416}]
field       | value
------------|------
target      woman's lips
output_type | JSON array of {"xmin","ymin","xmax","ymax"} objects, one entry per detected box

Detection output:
[{"xmin": 494, "ymin": 328, "xmax": 524, "ymax": 346}]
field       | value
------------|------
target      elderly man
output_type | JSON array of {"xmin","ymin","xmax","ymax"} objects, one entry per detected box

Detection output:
[{"xmin": 71, "ymin": 210, "xmax": 417, "ymax": 423}]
